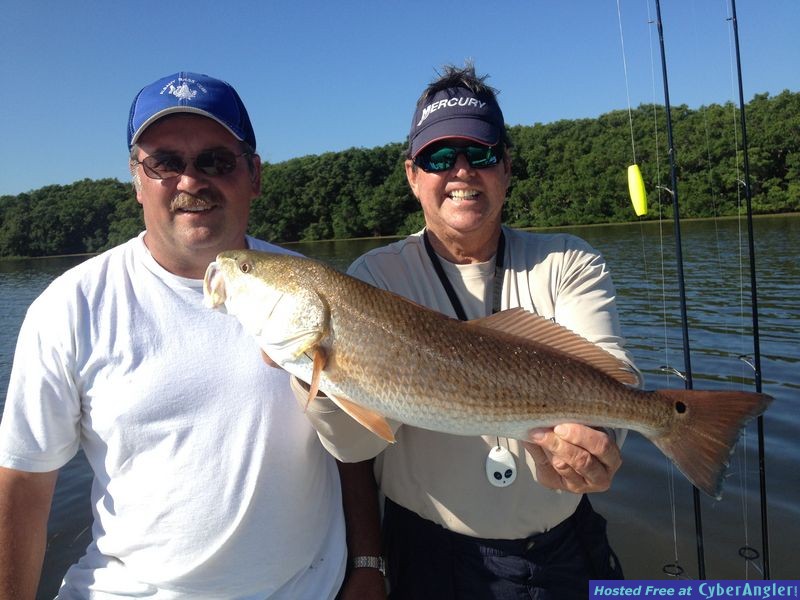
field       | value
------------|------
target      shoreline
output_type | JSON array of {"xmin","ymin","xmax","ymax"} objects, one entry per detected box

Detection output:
[{"xmin": 1, "ymin": 211, "xmax": 797, "ymax": 261}]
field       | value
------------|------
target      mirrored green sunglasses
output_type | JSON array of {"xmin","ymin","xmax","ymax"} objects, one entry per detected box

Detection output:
[{"xmin": 414, "ymin": 143, "xmax": 503, "ymax": 173}]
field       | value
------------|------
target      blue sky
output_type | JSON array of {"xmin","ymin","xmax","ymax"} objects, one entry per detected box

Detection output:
[{"xmin": 1, "ymin": 1, "xmax": 797, "ymax": 196}]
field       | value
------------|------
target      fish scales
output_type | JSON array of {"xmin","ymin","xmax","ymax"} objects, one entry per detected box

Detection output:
[
  {"xmin": 203, "ymin": 250, "xmax": 772, "ymax": 498},
  {"xmin": 282, "ymin": 256, "xmax": 655, "ymax": 436},
  {"xmin": 344, "ymin": 263, "xmax": 660, "ymax": 435}
]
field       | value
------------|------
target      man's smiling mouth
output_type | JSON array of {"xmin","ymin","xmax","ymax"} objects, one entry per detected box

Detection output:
[{"xmin": 448, "ymin": 189, "xmax": 480, "ymax": 200}]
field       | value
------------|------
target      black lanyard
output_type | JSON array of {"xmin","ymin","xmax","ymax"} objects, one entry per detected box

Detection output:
[{"xmin": 422, "ymin": 229, "xmax": 506, "ymax": 322}]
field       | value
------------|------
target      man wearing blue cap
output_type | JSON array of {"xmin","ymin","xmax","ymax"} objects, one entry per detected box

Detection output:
[
  {"xmin": 0, "ymin": 72, "xmax": 350, "ymax": 598},
  {"xmin": 299, "ymin": 63, "xmax": 640, "ymax": 599}
]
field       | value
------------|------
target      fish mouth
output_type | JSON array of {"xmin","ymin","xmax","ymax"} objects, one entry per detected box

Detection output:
[{"xmin": 203, "ymin": 261, "xmax": 227, "ymax": 308}]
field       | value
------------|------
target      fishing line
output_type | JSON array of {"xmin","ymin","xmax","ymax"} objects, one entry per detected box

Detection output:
[
  {"xmin": 678, "ymin": 0, "xmax": 768, "ymax": 579},
  {"xmin": 616, "ymin": 0, "xmax": 638, "ymax": 163},
  {"xmin": 727, "ymin": 0, "xmax": 771, "ymax": 578},
  {"xmin": 616, "ymin": 0, "xmax": 648, "ymax": 217},
  {"xmin": 629, "ymin": 0, "xmax": 769, "ymax": 581},
  {"xmin": 616, "ymin": 0, "xmax": 657, "ymax": 353},
  {"xmin": 616, "ymin": 0, "xmax": 654, "ymax": 320},
  {"xmin": 652, "ymin": 0, "xmax": 708, "ymax": 579},
  {"xmin": 689, "ymin": 0, "xmax": 726, "ymax": 262},
  {"xmin": 618, "ymin": 0, "xmax": 690, "ymax": 578},
  {"xmin": 685, "ymin": 6, "xmax": 765, "ymax": 579},
  {"xmin": 714, "ymin": 0, "xmax": 759, "ymax": 578},
  {"xmin": 616, "ymin": 0, "xmax": 657, "ymax": 354},
  {"xmin": 642, "ymin": 0, "xmax": 688, "ymax": 577},
  {"xmin": 617, "ymin": 0, "xmax": 692, "ymax": 578},
  {"xmin": 664, "ymin": 437, "xmax": 684, "ymax": 578}
]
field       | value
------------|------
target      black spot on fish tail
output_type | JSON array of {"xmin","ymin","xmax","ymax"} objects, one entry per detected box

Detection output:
[{"xmin": 649, "ymin": 388, "xmax": 772, "ymax": 499}]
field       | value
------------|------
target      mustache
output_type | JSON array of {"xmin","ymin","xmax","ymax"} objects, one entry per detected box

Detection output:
[{"xmin": 170, "ymin": 191, "xmax": 222, "ymax": 211}]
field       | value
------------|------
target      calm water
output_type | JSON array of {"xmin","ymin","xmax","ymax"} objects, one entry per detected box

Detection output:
[{"xmin": 1, "ymin": 216, "xmax": 797, "ymax": 596}]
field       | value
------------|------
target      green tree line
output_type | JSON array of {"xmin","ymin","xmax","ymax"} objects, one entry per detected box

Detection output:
[{"xmin": 2, "ymin": 90, "xmax": 797, "ymax": 258}]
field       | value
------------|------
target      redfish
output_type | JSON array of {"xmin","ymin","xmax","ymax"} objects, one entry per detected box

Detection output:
[{"xmin": 204, "ymin": 250, "xmax": 771, "ymax": 498}]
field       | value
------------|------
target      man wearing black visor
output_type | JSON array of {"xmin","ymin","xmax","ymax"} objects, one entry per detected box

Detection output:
[{"xmin": 300, "ymin": 62, "xmax": 640, "ymax": 599}]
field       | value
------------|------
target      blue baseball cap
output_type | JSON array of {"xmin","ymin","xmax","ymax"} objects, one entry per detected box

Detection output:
[
  {"xmin": 127, "ymin": 72, "xmax": 256, "ymax": 150},
  {"xmin": 409, "ymin": 86, "xmax": 505, "ymax": 158}
]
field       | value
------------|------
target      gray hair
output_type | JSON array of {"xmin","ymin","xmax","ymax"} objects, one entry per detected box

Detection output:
[{"xmin": 129, "ymin": 144, "xmax": 142, "ymax": 192}]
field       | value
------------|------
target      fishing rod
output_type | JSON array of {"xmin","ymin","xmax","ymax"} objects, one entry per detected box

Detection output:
[
  {"xmin": 728, "ymin": 0, "xmax": 770, "ymax": 579},
  {"xmin": 652, "ymin": 0, "xmax": 707, "ymax": 579}
]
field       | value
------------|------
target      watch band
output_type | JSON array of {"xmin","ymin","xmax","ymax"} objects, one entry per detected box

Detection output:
[{"xmin": 351, "ymin": 555, "xmax": 386, "ymax": 576}]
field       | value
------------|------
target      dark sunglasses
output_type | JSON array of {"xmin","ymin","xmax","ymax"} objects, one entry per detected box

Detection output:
[
  {"xmin": 413, "ymin": 143, "xmax": 504, "ymax": 173},
  {"xmin": 133, "ymin": 149, "xmax": 251, "ymax": 180}
]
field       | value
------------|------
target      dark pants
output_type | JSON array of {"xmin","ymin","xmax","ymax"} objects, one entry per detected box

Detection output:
[{"xmin": 383, "ymin": 495, "xmax": 623, "ymax": 600}]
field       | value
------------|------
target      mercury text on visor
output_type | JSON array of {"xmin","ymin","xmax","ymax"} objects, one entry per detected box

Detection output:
[{"xmin": 416, "ymin": 97, "xmax": 488, "ymax": 126}]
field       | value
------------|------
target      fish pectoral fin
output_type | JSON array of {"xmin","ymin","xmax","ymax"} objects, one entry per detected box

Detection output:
[
  {"xmin": 305, "ymin": 346, "xmax": 328, "ymax": 410},
  {"xmin": 329, "ymin": 394, "xmax": 396, "ymax": 443},
  {"xmin": 469, "ymin": 309, "xmax": 639, "ymax": 386},
  {"xmin": 262, "ymin": 329, "xmax": 323, "ymax": 359}
]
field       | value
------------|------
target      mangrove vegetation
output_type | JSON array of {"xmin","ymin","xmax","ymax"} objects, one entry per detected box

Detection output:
[{"xmin": 1, "ymin": 90, "xmax": 797, "ymax": 258}]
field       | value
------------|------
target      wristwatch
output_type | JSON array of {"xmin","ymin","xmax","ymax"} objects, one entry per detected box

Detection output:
[{"xmin": 351, "ymin": 555, "xmax": 386, "ymax": 576}]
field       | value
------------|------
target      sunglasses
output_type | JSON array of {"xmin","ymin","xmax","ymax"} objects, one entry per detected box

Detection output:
[
  {"xmin": 133, "ymin": 149, "xmax": 251, "ymax": 180},
  {"xmin": 413, "ymin": 143, "xmax": 504, "ymax": 173}
]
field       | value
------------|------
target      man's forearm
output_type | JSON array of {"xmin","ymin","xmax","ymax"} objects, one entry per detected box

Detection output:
[
  {"xmin": 337, "ymin": 460, "xmax": 382, "ymax": 558},
  {"xmin": 336, "ymin": 460, "xmax": 387, "ymax": 598},
  {"xmin": 0, "ymin": 467, "xmax": 58, "ymax": 600}
]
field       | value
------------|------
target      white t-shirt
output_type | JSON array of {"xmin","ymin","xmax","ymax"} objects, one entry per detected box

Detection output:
[
  {"xmin": 0, "ymin": 233, "xmax": 346, "ymax": 599},
  {"xmin": 301, "ymin": 226, "xmax": 640, "ymax": 539}
]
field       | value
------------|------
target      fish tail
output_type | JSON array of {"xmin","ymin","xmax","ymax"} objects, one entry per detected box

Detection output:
[{"xmin": 650, "ymin": 389, "xmax": 772, "ymax": 499}]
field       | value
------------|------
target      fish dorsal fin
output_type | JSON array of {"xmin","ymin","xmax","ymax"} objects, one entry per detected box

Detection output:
[
  {"xmin": 470, "ymin": 308, "xmax": 638, "ymax": 386},
  {"xmin": 329, "ymin": 394, "xmax": 396, "ymax": 443}
]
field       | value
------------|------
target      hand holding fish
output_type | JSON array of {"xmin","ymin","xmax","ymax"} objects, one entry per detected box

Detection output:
[{"xmin": 525, "ymin": 424, "xmax": 621, "ymax": 493}]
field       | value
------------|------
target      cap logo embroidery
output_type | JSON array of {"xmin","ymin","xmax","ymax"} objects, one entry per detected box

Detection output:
[
  {"xmin": 417, "ymin": 97, "xmax": 487, "ymax": 127},
  {"xmin": 168, "ymin": 83, "xmax": 196, "ymax": 101},
  {"xmin": 159, "ymin": 77, "xmax": 208, "ymax": 102}
]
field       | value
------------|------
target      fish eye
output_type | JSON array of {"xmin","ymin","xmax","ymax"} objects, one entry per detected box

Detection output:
[{"xmin": 240, "ymin": 262, "xmax": 251, "ymax": 273}]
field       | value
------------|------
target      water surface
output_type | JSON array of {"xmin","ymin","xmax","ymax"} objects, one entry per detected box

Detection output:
[{"xmin": 1, "ymin": 216, "xmax": 797, "ymax": 595}]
